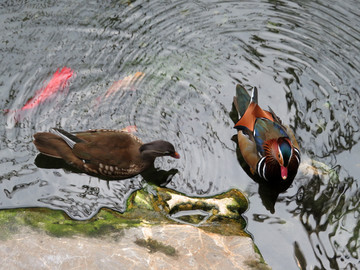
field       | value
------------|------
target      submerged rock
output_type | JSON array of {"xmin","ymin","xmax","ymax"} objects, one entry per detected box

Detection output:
[
  {"xmin": 0, "ymin": 187, "xmax": 270, "ymax": 269},
  {"xmin": 0, "ymin": 225, "xmax": 269, "ymax": 270}
]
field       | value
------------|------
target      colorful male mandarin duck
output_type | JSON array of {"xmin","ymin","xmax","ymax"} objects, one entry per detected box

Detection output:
[
  {"xmin": 233, "ymin": 84, "xmax": 300, "ymax": 184},
  {"xmin": 33, "ymin": 128, "xmax": 180, "ymax": 179}
]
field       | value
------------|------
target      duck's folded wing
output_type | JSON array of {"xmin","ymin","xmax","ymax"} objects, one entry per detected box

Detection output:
[
  {"xmin": 61, "ymin": 129, "xmax": 113, "ymax": 143},
  {"xmin": 33, "ymin": 132, "xmax": 85, "ymax": 169},
  {"xmin": 74, "ymin": 129, "xmax": 143, "ymax": 144},
  {"xmin": 237, "ymin": 130, "xmax": 259, "ymax": 174},
  {"xmin": 72, "ymin": 133, "xmax": 139, "ymax": 168},
  {"xmin": 50, "ymin": 128, "xmax": 84, "ymax": 149},
  {"xmin": 234, "ymin": 84, "xmax": 251, "ymax": 117},
  {"xmin": 33, "ymin": 132, "xmax": 65, "ymax": 158},
  {"xmin": 284, "ymin": 125, "xmax": 300, "ymax": 150}
]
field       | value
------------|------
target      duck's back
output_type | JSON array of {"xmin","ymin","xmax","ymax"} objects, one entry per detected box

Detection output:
[
  {"xmin": 72, "ymin": 130, "xmax": 143, "ymax": 167},
  {"xmin": 74, "ymin": 129, "xmax": 142, "ymax": 144}
]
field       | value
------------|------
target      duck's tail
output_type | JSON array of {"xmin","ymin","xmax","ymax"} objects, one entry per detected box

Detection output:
[
  {"xmin": 233, "ymin": 84, "xmax": 257, "ymax": 117},
  {"xmin": 33, "ymin": 132, "xmax": 66, "ymax": 158}
]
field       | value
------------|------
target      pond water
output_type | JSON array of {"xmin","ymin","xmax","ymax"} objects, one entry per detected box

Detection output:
[{"xmin": 1, "ymin": 0, "xmax": 359, "ymax": 269}]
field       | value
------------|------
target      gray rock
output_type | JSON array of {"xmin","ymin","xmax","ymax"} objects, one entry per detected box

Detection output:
[{"xmin": 0, "ymin": 225, "xmax": 270, "ymax": 270}]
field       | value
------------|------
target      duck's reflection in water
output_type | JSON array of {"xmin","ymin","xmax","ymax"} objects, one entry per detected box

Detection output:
[{"xmin": 34, "ymin": 153, "xmax": 179, "ymax": 220}]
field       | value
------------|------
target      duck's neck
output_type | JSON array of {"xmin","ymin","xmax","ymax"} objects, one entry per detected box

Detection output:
[
  {"xmin": 139, "ymin": 144, "xmax": 163, "ymax": 164},
  {"xmin": 140, "ymin": 150, "xmax": 157, "ymax": 164}
]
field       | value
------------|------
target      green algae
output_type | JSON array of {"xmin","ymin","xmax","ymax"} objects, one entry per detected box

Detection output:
[
  {"xmin": 151, "ymin": 188, "xmax": 249, "ymax": 236},
  {"xmin": 0, "ymin": 208, "xmax": 140, "ymax": 238},
  {"xmin": 0, "ymin": 187, "xmax": 269, "ymax": 267},
  {"xmin": 0, "ymin": 210, "xmax": 21, "ymax": 240},
  {"xmin": 0, "ymin": 187, "xmax": 249, "ymax": 239}
]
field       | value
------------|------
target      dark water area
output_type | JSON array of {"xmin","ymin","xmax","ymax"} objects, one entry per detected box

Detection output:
[{"xmin": 1, "ymin": 0, "xmax": 359, "ymax": 269}]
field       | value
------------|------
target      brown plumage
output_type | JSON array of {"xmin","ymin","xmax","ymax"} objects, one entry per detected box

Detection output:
[{"xmin": 33, "ymin": 128, "xmax": 180, "ymax": 179}]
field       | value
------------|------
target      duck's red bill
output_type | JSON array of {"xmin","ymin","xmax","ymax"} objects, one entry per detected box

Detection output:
[
  {"xmin": 172, "ymin": 152, "xmax": 180, "ymax": 159},
  {"xmin": 281, "ymin": 166, "xmax": 288, "ymax": 180}
]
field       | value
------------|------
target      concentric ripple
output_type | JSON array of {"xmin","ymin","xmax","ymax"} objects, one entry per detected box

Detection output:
[{"xmin": 0, "ymin": 0, "xmax": 359, "ymax": 269}]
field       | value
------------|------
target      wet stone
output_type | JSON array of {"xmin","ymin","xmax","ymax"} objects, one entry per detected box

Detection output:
[
  {"xmin": 0, "ymin": 187, "xmax": 270, "ymax": 269},
  {"xmin": 0, "ymin": 225, "xmax": 269, "ymax": 270}
]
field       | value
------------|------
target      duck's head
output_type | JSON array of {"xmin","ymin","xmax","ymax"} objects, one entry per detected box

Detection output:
[
  {"xmin": 264, "ymin": 137, "xmax": 292, "ymax": 180},
  {"xmin": 276, "ymin": 137, "xmax": 292, "ymax": 180},
  {"xmin": 140, "ymin": 140, "xmax": 180, "ymax": 160}
]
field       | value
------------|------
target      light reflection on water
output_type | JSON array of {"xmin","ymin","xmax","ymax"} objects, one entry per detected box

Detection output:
[{"xmin": 0, "ymin": 0, "xmax": 359, "ymax": 269}]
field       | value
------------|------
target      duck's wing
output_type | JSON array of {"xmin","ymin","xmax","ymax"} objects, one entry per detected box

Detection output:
[
  {"xmin": 237, "ymin": 130, "xmax": 259, "ymax": 174},
  {"xmin": 233, "ymin": 84, "xmax": 251, "ymax": 117},
  {"xmin": 284, "ymin": 125, "xmax": 300, "ymax": 150},
  {"xmin": 234, "ymin": 85, "xmax": 272, "ymax": 173},
  {"xmin": 33, "ymin": 132, "xmax": 67, "ymax": 158},
  {"xmin": 73, "ymin": 129, "xmax": 142, "ymax": 144},
  {"xmin": 234, "ymin": 86, "xmax": 274, "ymax": 132},
  {"xmin": 72, "ymin": 132, "xmax": 142, "ymax": 168},
  {"xmin": 50, "ymin": 128, "xmax": 84, "ymax": 148},
  {"xmin": 33, "ymin": 131, "xmax": 85, "ymax": 169}
]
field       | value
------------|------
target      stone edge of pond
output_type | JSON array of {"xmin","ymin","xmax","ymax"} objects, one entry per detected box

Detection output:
[
  {"xmin": 0, "ymin": 186, "xmax": 247, "ymax": 238},
  {"xmin": 0, "ymin": 186, "xmax": 269, "ymax": 268}
]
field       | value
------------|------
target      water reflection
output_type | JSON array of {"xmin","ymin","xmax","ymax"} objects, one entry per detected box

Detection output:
[
  {"xmin": 0, "ymin": 0, "xmax": 359, "ymax": 269},
  {"xmin": 35, "ymin": 153, "xmax": 178, "ymax": 185},
  {"xmin": 290, "ymin": 169, "xmax": 360, "ymax": 269}
]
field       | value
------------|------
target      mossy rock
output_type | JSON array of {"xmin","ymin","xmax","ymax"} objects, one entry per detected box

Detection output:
[{"xmin": 0, "ymin": 187, "xmax": 248, "ymax": 239}]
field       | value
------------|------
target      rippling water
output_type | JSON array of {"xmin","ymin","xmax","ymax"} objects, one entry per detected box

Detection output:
[{"xmin": 1, "ymin": 0, "xmax": 359, "ymax": 269}]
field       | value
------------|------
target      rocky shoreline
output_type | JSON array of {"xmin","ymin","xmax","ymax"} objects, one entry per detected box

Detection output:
[{"xmin": 0, "ymin": 187, "xmax": 270, "ymax": 269}]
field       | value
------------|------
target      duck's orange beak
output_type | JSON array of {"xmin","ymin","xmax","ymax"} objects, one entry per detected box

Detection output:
[
  {"xmin": 281, "ymin": 166, "xmax": 288, "ymax": 180},
  {"xmin": 172, "ymin": 152, "xmax": 180, "ymax": 159}
]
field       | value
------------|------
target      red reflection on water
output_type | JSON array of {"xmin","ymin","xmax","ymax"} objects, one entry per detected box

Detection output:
[
  {"xmin": 21, "ymin": 67, "xmax": 74, "ymax": 111},
  {"xmin": 4, "ymin": 67, "xmax": 74, "ymax": 125}
]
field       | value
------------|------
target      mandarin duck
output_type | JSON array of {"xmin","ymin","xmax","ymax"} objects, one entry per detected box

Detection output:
[
  {"xmin": 33, "ymin": 128, "xmax": 180, "ymax": 179},
  {"xmin": 233, "ymin": 84, "xmax": 300, "ymax": 185}
]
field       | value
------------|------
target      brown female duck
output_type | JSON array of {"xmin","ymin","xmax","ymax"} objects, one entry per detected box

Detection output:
[{"xmin": 33, "ymin": 128, "xmax": 180, "ymax": 179}]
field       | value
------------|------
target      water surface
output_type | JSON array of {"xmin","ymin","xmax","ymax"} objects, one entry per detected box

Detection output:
[{"xmin": 0, "ymin": 0, "xmax": 359, "ymax": 269}]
